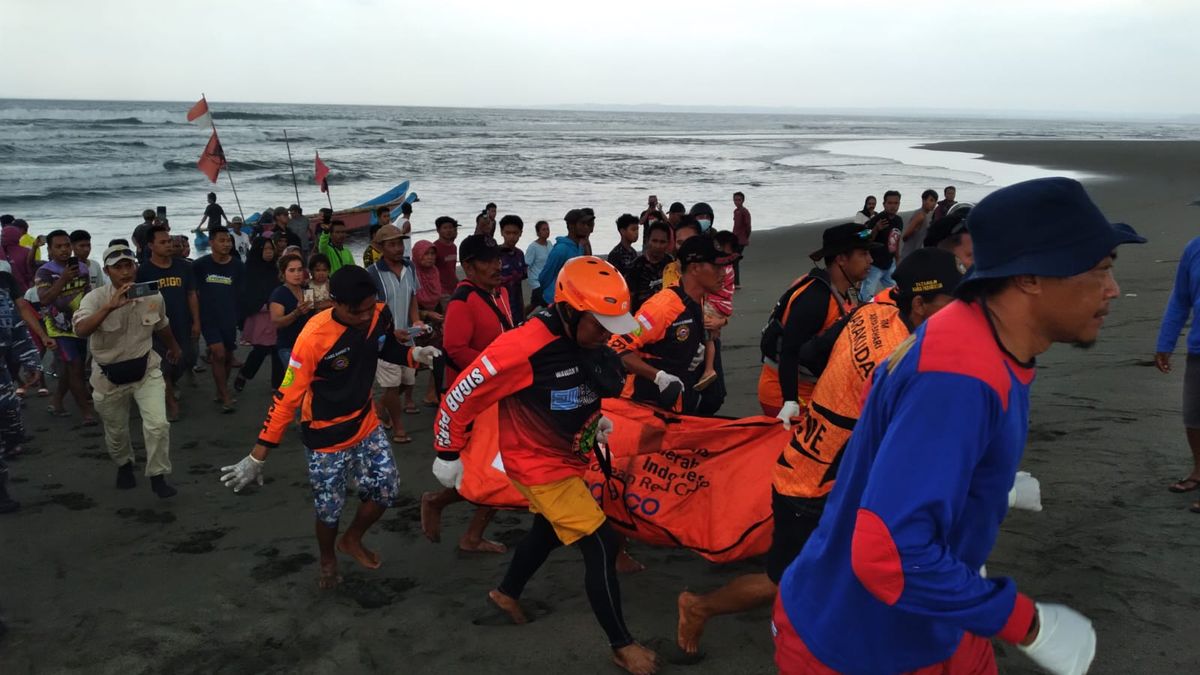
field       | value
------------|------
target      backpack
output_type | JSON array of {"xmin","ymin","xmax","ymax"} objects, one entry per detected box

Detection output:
[{"xmin": 759, "ymin": 273, "xmax": 834, "ymax": 363}]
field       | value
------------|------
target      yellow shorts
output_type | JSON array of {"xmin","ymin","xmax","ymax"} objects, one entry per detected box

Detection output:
[{"xmin": 512, "ymin": 476, "xmax": 606, "ymax": 546}]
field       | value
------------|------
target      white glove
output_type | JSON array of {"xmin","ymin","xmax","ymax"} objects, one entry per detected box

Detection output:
[
  {"xmin": 653, "ymin": 369, "xmax": 683, "ymax": 393},
  {"xmin": 776, "ymin": 401, "xmax": 802, "ymax": 430},
  {"xmin": 596, "ymin": 416, "xmax": 613, "ymax": 445},
  {"xmin": 432, "ymin": 457, "xmax": 463, "ymax": 489},
  {"xmin": 220, "ymin": 455, "xmax": 264, "ymax": 492},
  {"xmin": 1018, "ymin": 603, "xmax": 1096, "ymax": 675},
  {"xmin": 412, "ymin": 346, "xmax": 441, "ymax": 366},
  {"xmin": 1009, "ymin": 471, "xmax": 1043, "ymax": 512}
]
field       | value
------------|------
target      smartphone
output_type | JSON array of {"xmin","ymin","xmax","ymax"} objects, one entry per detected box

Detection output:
[
  {"xmin": 156, "ymin": 205, "xmax": 167, "ymax": 219},
  {"xmin": 303, "ymin": 289, "xmax": 315, "ymax": 304},
  {"xmin": 127, "ymin": 281, "xmax": 159, "ymax": 299},
  {"xmin": 66, "ymin": 256, "xmax": 78, "ymax": 268}
]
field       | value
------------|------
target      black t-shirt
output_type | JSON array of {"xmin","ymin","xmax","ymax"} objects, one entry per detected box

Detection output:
[
  {"xmin": 192, "ymin": 254, "xmax": 244, "ymax": 327},
  {"xmin": 137, "ymin": 258, "xmax": 196, "ymax": 336},
  {"xmin": 865, "ymin": 213, "xmax": 903, "ymax": 269},
  {"xmin": 624, "ymin": 254, "xmax": 674, "ymax": 311},
  {"xmin": 269, "ymin": 284, "xmax": 310, "ymax": 349},
  {"xmin": 204, "ymin": 203, "xmax": 226, "ymax": 231}
]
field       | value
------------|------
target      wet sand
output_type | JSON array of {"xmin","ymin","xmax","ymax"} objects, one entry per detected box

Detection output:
[{"xmin": 3, "ymin": 140, "xmax": 1199, "ymax": 673}]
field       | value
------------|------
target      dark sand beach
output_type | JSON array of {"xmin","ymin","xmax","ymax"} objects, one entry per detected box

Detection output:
[{"xmin": 4, "ymin": 140, "xmax": 1199, "ymax": 674}]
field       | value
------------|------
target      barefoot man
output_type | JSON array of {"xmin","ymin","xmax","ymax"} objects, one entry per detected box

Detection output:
[
  {"xmin": 219, "ymin": 266, "xmax": 439, "ymax": 588},
  {"xmin": 430, "ymin": 257, "xmax": 660, "ymax": 674}
]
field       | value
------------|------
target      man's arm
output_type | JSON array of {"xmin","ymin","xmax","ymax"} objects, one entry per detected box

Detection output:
[
  {"xmin": 441, "ymin": 298, "xmax": 479, "ymax": 369},
  {"xmin": 609, "ymin": 294, "xmax": 672, "ymax": 382},
  {"xmin": 37, "ymin": 267, "xmax": 76, "ymax": 305},
  {"xmin": 187, "ymin": 290, "xmax": 201, "ymax": 337},
  {"xmin": 254, "ymin": 338, "xmax": 316, "ymax": 457},
  {"xmin": 776, "ymin": 286, "xmax": 833, "ymax": 403},
  {"xmin": 73, "ymin": 285, "xmax": 129, "ymax": 338},
  {"xmin": 902, "ymin": 210, "xmax": 927, "ymax": 242},
  {"xmin": 1156, "ymin": 244, "xmax": 1195, "ymax": 354},
  {"xmin": 850, "ymin": 372, "xmax": 1035, "ymax": 643},
  {"xmin": 434, "ymin": 333, "xmax": 535, "ymax": 456}
]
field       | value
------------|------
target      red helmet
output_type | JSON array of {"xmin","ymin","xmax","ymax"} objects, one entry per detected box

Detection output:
[{"xmin": 555, "ymin": 256, "xmax": 638, "ymax": 334}]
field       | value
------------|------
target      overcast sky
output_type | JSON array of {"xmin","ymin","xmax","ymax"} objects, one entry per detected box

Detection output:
[{"xmin": 4, "ymin": 0, "xmax": 1198, "ymax": 117}]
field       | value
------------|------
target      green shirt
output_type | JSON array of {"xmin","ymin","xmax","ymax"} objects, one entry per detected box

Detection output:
[{"xmin": 317, "ymin": 231, "xmax": 355, "ymax": 275}]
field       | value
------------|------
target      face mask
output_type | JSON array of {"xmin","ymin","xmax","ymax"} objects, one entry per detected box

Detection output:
[{"xmin": 698, "ymin": 219, "xmax": 712, "ymax": 231}]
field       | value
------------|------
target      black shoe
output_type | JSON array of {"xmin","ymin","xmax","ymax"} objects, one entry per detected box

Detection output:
[
  {"xmin": 116, "ymin": 462, "xmax": 136, "ymax": 490},
  {"xmin": 150, "ymin": 475, "xmax": 177, "ymax": 499},
  {"xmin": 233, "ymin": 376, "xmax": 247, "ymax": 393}
]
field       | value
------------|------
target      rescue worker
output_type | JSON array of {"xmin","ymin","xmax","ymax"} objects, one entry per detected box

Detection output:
[
  {"xmin": 757, "ymin": 223, "xmax": 873, "ymax": 421},
  {"xmin": 774, "ymin": 177, "xmax": 1144, "ymax": 675},
  {"xmin": 610, "ymin": 237, "xmax": 732, "ymax": 414},
  {"xmin": 430, "ymin": 256, "xmax": 660, "ymax": 675},
  {"xmin": 218, "ymin": 266, "xmax": 440, "ymax": 589},
  {"xmin": 678, "ymin": 248, "xmax": 971, "ymax": 655}
]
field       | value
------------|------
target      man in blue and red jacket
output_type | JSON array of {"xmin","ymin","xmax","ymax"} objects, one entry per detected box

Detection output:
[{"xmin": 774, "ymin": 177, "xmax": 1146, "ymax": 675}]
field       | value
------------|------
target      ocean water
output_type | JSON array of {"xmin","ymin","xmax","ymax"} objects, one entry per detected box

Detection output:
[{"xmin": 2, "ymin": 98, "xmax": 1198, "ymax": 255}]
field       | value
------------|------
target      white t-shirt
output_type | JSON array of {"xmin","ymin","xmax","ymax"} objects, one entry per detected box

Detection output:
[
  {"xmin": 232, "ymin": 230, "xmax": 251, "ymax": 261},
  {"xmin": 399, "ymin": 216, "xmax": 412, "ymax": 259},
  {"xmin": 85, "ymin": 259, "xmax": 106, "ymax": 288}
]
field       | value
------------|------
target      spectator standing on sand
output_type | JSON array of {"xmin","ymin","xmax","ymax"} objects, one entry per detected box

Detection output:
[
  {"xmin": 1, "ymin": 224, "xmax": 35, "ymax": 293},
  {"xmin": 538, "ymin": 209, "xmax": 594, "ymax": 304},
  {"xmin": 193, "ymin": 226, "xmax": 245, "ymax": 413},
  {"xmin": 285, "ymin": 204, "xmax": 311, "ymax": 257},
  {"xmin": 71, "ymin": 230, "xmax": 106, "ymax": 289},
  {"xmin": 497, "ymin": 215, "xmax": 528, "ymax": 321},
  {"xmin": 860, "ymin": 190, "xmax": 903, "ymax": 300},
  {"xmin": 137, "ymin": 225, "xmax": 201, "ymax": 421},
  {"xmin": 607, "ymin": 214, "xmax": 640, "ymax": 276},
  {"xmin": 74, "ymin": 245, "xmax": 182, "ymax": 499},
  {"xmin": 1155, "ymin": 232, "xmax": 1200, "ymax": 514},
  {"xmin": 411, "ymin": 240, "xmax": 446, "ymax": 407},
  {"xmin": 624, "ymin": 221, "xmax": 675, "ymax": 311},
  {"xmin": 233, "ymin": 238, "xmax": 282, "ymax": 392},
  {"xmin": 198, "ymin": 192, "xmax": 231, "ymax": 233},
  {"xmin": 732, "ymin": 191, "xmax": 751, "ymax": 288},
  {"xmin": 900, "ymin": 189, "xmax": 939, "ymax": 261},
  {"xmin": 853, "ymin": 195, "xmax": 877, "ymax": 225},
  {"xmin": 433, "ymin": 216, "xmax": 460, "ymax": 300},
  {"xmin": 524, "ymin": 220, "xmax": 551, "ymax": 314},
  {"xmin": 367, "ymin": 225, "xmax": 422, "ymax": 444},
  {"xmin": 931, "ymin": 185, "xmax": 958, "ymax": 223},
  {"xmin": 37, "ymin": 229, "xmax": 96, "ymax": 425},
  {"xmin": 0, "ymin": 271, "xmax": 41, "ymax": 513},
  {"xmin": 317, "ymin": 220, "xmax": 355, "ymax": 275}
]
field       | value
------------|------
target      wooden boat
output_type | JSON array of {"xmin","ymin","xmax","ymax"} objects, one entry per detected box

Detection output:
[{"xmin": 243, "ymin": 181, "xmax": 418, "ymax": 232}]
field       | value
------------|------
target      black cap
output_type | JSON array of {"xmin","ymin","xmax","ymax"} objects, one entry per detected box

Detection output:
[
  {"xmin": 809, "ymin": 223, "xmax": 881, "ymax": 261},
  {"xmin": 329, "ymin": 265, "xmax": 379, "ymax": 306},
  {"xmin": 459, "ymin": 234, "xmax": 501, "ymax": 263},
  {"xmin": 668, "ymin": 202, "xmax": 686, "ymax": 214},
  {"xmin": 892, "ymin": 248, "xmax": 964, "ymax": 298},
  {"xmin": 676, "ymin": 236, "xmax": 719, "ymax": 267},
  {"xmin": 434, "ymin": 215, "xmax": 459, "ymax": 228},
  {"xmin": 924, "ymin": 203, "xmax": 972, "ymax": 249}
]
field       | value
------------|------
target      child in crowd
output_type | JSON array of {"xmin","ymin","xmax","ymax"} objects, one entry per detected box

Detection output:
[
  {"xmin": 307, "ymin": 254, "xmax": 333, "ymax": 311},
  {"xmin": 497, "ymin": 215, "xmax": 527, "ymax": 321},
  {"xmin": 697, "ymin": 232, "xmax": 739, "ymax": 391}
]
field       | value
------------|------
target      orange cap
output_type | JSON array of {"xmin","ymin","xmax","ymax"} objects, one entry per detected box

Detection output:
[{"xmin": 555, "ymin": 256, "xmax": 638, "ymax": 334}]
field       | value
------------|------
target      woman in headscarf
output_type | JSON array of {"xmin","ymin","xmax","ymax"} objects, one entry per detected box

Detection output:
[
  {"xmin": 412, "ymin": 240, "xmax": 445, "ymax": 407},
  {"xmin": 1, "ymin": 225, "xmax": 34, "ymax": 293},
  {"xmin": 233, "ymin": 237, "xmax": 281, "ymax": 395}
]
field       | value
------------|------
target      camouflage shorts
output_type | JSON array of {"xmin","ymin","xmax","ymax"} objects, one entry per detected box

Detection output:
[{"xmin": 306, "ymin": 426, "xmax": 399, "ymax": 527}]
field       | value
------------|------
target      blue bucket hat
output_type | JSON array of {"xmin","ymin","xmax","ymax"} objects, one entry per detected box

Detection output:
[{"xmin": 961, "ymin": 177, "xmax": 1145, "ymax": 285}]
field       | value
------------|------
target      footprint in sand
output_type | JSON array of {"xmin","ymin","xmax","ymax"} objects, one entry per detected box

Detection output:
[
  {"xmin": 180, "ymin": 441, "xmax": 199, "ymax": 450},
  {"xmin": 250, "ymin": 547, "xmax": 318, "ymax": 582},
  {"xmin": 76, "ymin": 451, "xmax": 110, "ymax": 461},
  {"xmin": 116, "ymin": 508, "xmax": 177, "ymax": 524},
  {"xmin": 187, "ymin": 463, "xmax": 214, "ymax": 476},
  {"xmin": 170, "ymin": 528, "xmax": 231, "ymax": 554},
  {"xmin": 40, "ymin": 483, "xmax": 64, "ymax": 490},
  {"xmin": 337, "ymin": 576, "xmax": 417, "ymax": 609},
  {"xmin": 45, "ymin": 492, "xmax": 97, "ymax": 510}
]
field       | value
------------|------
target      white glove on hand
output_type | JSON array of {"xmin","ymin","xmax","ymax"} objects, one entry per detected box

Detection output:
[
  {"xmin": 412, "ymin": 346, "xmax": 441, "ymax": 366},
  {"xmin": 653, "ymin": 369, "xmax": 683, "ymax": 393},
  {"xmin": 220, "ymin": 455, "xmax": 264, "ymax": 492},
  {"xmin": 1009, "ymin": 471, "xmax": 1043, "ymax": 512},
  {"xmin": 595, "ymin": 416, "xmax": 613, "ymax": 445},
  {"xmin": 1018, "ymin": 603, "xmax": 1096, "ymax": 675},
  {"xmin": 776, "ymin": 401, "xmax": 802, "ymax": 430},
  {"xmin": 432, "ymin": 457, "xmax": 464, "ymax": 489}
]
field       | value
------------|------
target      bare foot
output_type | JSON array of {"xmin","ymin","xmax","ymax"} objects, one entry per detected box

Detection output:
[
  {"xmin": 318, "ymin": 560, "xmax": 341, "ymax": 590},
  {"xmin": 420, "ymin": 491, "xmax": 443, "ymax": 543},
  {"xmin": 487, "ymin": 589, "xmax": 528, "ymax": 625},
  {"xmin": 616, "ymin": 549, "xmax": 646, "ymax": 574},
  {"xmin": 459, "ymin": 537, "xmax": 507, "ymax": 554},
  {"xmin": 613, "ymin": 643, "xmax": 660, "ymax": 675},
  {"xmin": 336, "ymin": 535, "xmax": 382, "ymax": 569},
  {"xmin": 677, "ymin": 591, "xmax": 707, "ymax": 655}
]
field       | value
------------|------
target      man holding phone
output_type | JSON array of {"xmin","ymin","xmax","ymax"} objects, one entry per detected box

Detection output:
[
  {"xmin": 36, "ymin": 230, "xmax": 96, "ymax": 425},
  {"xmin": 75, "ymin": 245, "xmax": 183, "ymax": 498}
]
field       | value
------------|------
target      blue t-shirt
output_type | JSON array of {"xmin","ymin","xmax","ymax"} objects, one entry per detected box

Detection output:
[
  {"xmin": 779, "ymin": 300, "xmax": 1037, "ymax": 673},
  {"xmin": 1156, "ymin": 236, "xmax": 1200, "ymax": 355},
  {"xmin": 192, "ymin": 255, "xmax": 244, "ymax": 329},
  {"xmin": 269, "ymin": 285, "xmax": 308, "ymax": 349}
]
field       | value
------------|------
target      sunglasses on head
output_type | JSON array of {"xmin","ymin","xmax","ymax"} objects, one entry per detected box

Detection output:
[{"xmin": 856, "ymin": 229, "xmax": 872, "ymax": 239}]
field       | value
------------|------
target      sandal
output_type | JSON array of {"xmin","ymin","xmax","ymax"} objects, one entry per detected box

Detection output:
[
  {"xmin": 36, "ymin": 387, "xmax": 50, "ymax": 397},
  {"xmin": 1168, "ymin": 477, "xmax": 1200, "ymax": 493}
]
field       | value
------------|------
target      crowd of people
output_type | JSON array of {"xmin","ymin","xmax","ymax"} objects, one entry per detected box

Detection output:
[{"xmin": 0, "ymin": 174, "xmax": 1181, "ymax": 675}]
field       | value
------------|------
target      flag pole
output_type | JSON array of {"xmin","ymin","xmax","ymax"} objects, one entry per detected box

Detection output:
[
  {"xmin": 318, "ymin": 149, "xmax": 334, "ymax": 212},
  {"xmin": 203, "ymin": 94, "xmax": 246, "ymax": 221},
  {"xmin": 283, "ymin": 129, "xmax": 301, "ymax": 208}
]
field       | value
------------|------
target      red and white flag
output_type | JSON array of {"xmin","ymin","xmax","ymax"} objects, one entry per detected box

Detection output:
[
  {"xmin": 187, "ymin": 97, "xmax": 213, "ymax": 128},
  {"xmin": 315, "ymin": 152, "xmax": 330, "ymax": 193},
  {"xmin": 197, "ymin": 131, "xmax": 226, "ymax": 183}
]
